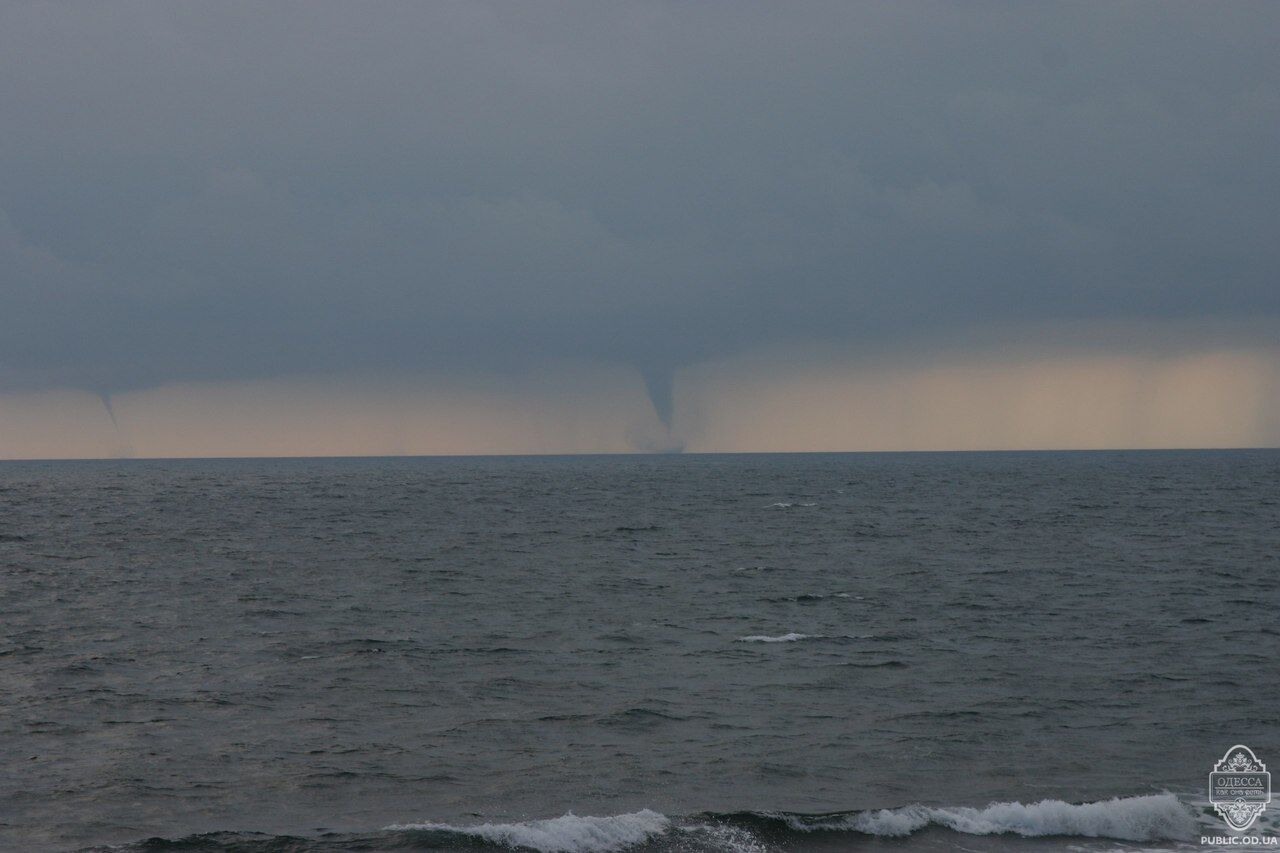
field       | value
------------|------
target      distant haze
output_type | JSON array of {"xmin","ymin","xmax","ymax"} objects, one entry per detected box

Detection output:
[{"xmin": 1, "ymin": 3, "xmax": 1277, "ymax": 457}]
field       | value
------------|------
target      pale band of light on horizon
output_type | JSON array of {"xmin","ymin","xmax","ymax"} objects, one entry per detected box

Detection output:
[{"xmin": 2, "ymin": 343, "xmax": 1276, "ymax": 460}]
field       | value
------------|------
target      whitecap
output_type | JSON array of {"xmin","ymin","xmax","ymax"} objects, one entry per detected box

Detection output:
[
  {"xmin": 779, "ymin": 793, "xmax": 1195, "ymax": 842},
  {"xmin": 736, "ymin": 632, "xmax": 815, "ymax": 643},
  {"xmin": 387, "ymin": 809, "xmax": 670, "ymax": 853},
  {"xmin": 676, "ymin": 821, "xmax": 772, "ymax": 853}
]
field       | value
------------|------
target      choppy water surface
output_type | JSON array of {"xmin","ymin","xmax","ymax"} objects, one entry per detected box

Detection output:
[{"xmin": 1, "ymin": 451, "xmax": 1277, "ymax": 852}]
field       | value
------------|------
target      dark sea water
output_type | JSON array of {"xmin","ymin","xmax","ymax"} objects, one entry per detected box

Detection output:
[{"xmin": 2, "ymin": 451, "xmax": 1278, "ymax": 853}]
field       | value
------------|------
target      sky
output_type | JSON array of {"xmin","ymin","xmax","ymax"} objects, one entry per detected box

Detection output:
[{"xmin": 1, "ymin": 2, "xmax": 1277, "ymax": 457}]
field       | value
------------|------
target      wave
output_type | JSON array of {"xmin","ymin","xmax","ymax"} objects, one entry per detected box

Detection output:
[
  {"xmin": 396, "ymin": 796, "xmax": 1195, "ymax": 850},
  {"xmin": 746, "ymin": 792, "xmax": 1196, "ymax": 841},
  {"xmin": 735, "ymin": 632, "xmax": 895, "ymax": 643},
  {"xmin": 85, "ymin": 794, "xmax": 1198, "ymax": 852},
  {"xmin": 386, "ymin": 810, "xmax": 670, "ymax": 852},
  {"xmin": 759, "ymin": 593, "xmax": 856, "ymax": 603},
  {"xmin": 735, "ymin": 632, "xmax": 815, "ymax": 643}
]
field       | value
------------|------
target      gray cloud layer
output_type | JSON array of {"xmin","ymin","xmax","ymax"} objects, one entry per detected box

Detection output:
[{"xmin": 2, "ymin": 2, "xmax": 1277, "ymax": 415}]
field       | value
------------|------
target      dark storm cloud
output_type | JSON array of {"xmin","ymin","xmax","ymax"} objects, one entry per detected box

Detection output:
[{"xmin": 1, "ymin": 2, "xmax": 1277, "ymax": 405}]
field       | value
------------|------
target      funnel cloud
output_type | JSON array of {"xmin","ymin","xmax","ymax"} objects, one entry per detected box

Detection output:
[
  {"xmin": 640, "ymin": 365, "xmax": 676, "ymax": 431},
  {"xmin": 97, "ymin": 393, "xmax": 119, "ymax": 432}
]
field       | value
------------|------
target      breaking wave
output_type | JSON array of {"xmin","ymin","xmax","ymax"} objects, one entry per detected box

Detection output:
[
  {"xmin": 387, "ymin": 809, "xmax": 670, "ymax": 852},
  {"xmin": 87, "ymin": 794, "xmax": 1198, "ymax": 851},
  {"xmin": 387, "ymin": 795, "xmax": 1196, "ymax": 850},
  {"xmin": 757, "ymin": 792, "xmax": 1196, "ymax": 841}
]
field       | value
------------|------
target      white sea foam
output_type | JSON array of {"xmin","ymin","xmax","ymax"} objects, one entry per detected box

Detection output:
[
  {"xmin": 676, "ymin": 822, "xmax": 771, "ymax": 853},
  {"xmin": 736, "ymin": 632, "xmax": 814, "ymax": 643},
  {"xmin": 387, "ymin": 809, "xmax": 670, "ymax": 852},
  {"xmin": 780, "ymin": 793, "xmax": 1195, "ymax": 842}
]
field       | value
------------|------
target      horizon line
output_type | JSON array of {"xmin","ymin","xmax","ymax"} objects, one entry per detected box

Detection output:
[{"xmin": 2, "ymin": 446, "xmax": 1278, "ymax": 464}]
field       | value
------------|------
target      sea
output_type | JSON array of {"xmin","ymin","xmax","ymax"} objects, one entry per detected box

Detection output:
[{"xmin": 1, "ymin": 450, "xmax": 1277, "ymax": 852}]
